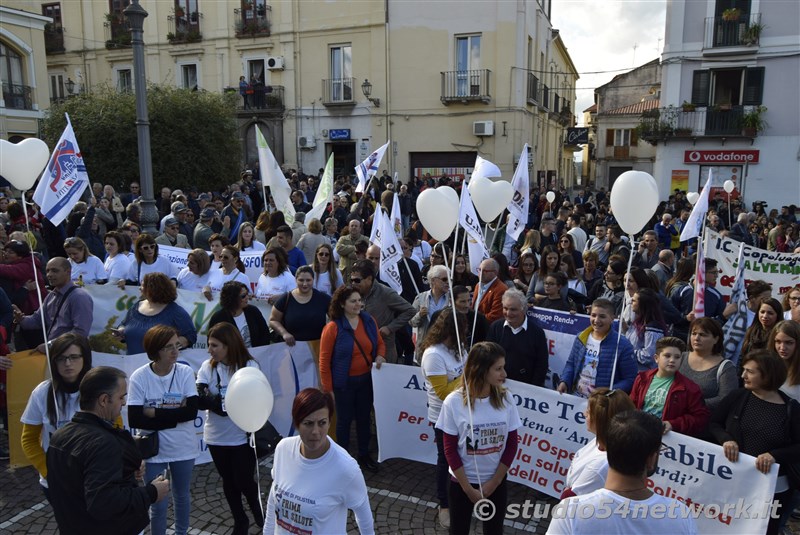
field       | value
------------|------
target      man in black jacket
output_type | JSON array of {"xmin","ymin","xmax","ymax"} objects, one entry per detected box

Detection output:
[{"xmin": 46, "ymin": 367, "xmax": 169, "ymax": 535}]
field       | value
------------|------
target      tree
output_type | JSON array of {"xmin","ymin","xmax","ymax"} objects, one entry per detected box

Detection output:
[{"xmin": 41, "ymin": 85, "xmax": 241, "ymax": 193}]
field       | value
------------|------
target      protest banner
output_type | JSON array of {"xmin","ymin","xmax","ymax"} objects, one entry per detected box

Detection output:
[
  {"xmin": 705, "ymin": 228, "xmax": 800, "ymax": 300},
  {"xmin": 373, "ymin": 364, "xmax": 776, "ymax": 534},
  {"xmin": 527, "ymin": 308, "xmax": 593, "ymax": 388},
  {"xmin": 158, "ymin": 245, "xmax": 265, "ymax": 291},
  {"xmin": 8, "ymin": 343, "xmax": 319, "ymax": 468}
]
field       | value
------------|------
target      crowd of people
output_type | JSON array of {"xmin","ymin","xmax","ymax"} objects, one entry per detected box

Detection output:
[{"xmin": 0, "ymin": 171, "xmax": 799, "ymax": 534}]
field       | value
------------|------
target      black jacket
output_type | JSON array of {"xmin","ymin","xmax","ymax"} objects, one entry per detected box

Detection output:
[
  {"xmin": 46, "ymin": 412, "xmax": 156, "ymax": 535},
  {"xmin": 487, "ymin": 317, "xmax": 549, "ymax": 386},
  {"xmin": 208, "ymin": 305, "xmax": 271, "ymax": 347}
]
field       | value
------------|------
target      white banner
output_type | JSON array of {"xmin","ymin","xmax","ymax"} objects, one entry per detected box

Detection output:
[
  {"xmin": 95, "ymin": 343, "xmax": 319, "ymax": 465},
  {"xmin": 373, "ymin": 365, "xmax": 776, "ymax": 534},
  {"xmin": 157, "ymin": 245, "xmax": 265, "ymax": 293}
]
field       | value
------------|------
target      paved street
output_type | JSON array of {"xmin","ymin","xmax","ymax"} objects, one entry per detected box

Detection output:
[{"xmin": 0, "ymin": 427, "xmax": 555, "ymax": 534}]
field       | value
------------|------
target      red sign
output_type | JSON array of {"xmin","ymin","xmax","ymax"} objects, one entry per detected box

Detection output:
[{"xmin": 683, "ymin": 150, "xmax": 759, "ymax": 164}]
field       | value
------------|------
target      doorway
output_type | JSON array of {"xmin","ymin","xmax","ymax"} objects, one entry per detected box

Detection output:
[{"xmin": 327, "ymin": 142, "xmax": 356, "ymax": 178}]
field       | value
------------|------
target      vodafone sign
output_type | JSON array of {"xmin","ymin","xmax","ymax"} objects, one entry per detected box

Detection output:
[{"xmin": 684, "ymin": 150, "xmax": 759, "ymax": 164}]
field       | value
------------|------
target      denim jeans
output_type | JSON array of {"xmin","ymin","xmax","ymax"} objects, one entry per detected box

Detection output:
[
  {"xmin": 145, "ymin": 458, "xmax": 195, "ymax": 535},
  {"xmin": 334, "ymin": 372, "xmax": 373, "ymax": 456}
]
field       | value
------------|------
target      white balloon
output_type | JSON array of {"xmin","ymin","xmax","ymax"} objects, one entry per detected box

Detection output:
[
  {"xmin": 230, "ymin": 366, "xmax": 269, "ymax": 387},
  {"xmin": 610, "ymin": 171, "xmax": 660, "ymax": 235},
  {"xmin": 546, "ymin": 191, "xmax": 556, "ymax": 203},
  {"xmin": 416, "ymin": 187, "xmax": 459, "ymax": 241},
  {"xmin": 723, "ymin": 180, "xmax": 735, "ymax": 193},
  {"xmin": 0, "ymin": 138, "xmax": 50, "ymax": 191},
  {"xmin": 225, "ymin": 371, "xmax": 274, "ymax": 433},
  {"xmin": 687, "ymin": 191, "xmax": 700, "ymax": 205},
  {"xmin": 468, "ymin": 175, "xmax": 514, "ymax": 222}
]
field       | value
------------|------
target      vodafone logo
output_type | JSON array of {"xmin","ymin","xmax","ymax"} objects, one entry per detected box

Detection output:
[{"xmin": 684, "ymin": 150, "xmax": 759, "ymax": 164}]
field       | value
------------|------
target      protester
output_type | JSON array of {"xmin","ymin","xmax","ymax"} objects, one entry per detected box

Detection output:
[
  {"xmin": 557, "ymin": 233, "xmax": 583, "ymax": 269},
  {"xmin": 538, "ymin": 271, "xmax": 576, "ymax": 312},
  {"xmin": 264, "ymin": 388, "xmax": 374, "ymax": 534},
  {"xmin": 452, "ymin": 253, "xmax": 479, "ymax": 291},
  {"xmin": 208, "ymin": 233, "xmax": 230, "ymax": 270},
  {"xmin": 513, "ymin": 252, "xmax": 538, "ymax": 294},
  {"xmin": 196, "ymin": 323, "xmax": 264, "ymax": 534},
  {"xmin": 472, "ymin": 258, "xmax": 508, "ymax": 323},
  {"xmin": 123, "ymin": 234, "xmax": 178, "ymax": 286},
  {"xmin": 176, "ymin": 248, "xmax": 213, "ymax": 295},
  {"xmin": 436, "ymin": 341, "xmax": 521, "ymax": 535},
  {"xmin": 527, "ymin": 245, "xmax": 561, "ymax": 304},
  {"xmin": 0, "ymin": 239, "xmax": 47, "ymax": 318},
  {"xmin": 46, "ymin": 366, "xmax": 170, "ymax": 534},
  {"xmin": 319, "ymin": 285, "xmax": 385, "ymax": 472},
  {"xmin": 103, "ymin": 231, "xmax": 131, "ymax": 284},
  {"xmin": 296, "ymin": 218, "xmax": 327, "ymax": 265},
  {"xmin": 783, "ymin": 285, "xmax": 800, "ymax": 322},
  {"xmin": 771, "ymin": 321, "xmax": 800, "ymax": 400},
  {"xmin": 235, "ymin": 221, "xmax": 265, "ymax": 252},
  {"xmin": 678, "ymin": 317, "xmax": 737, "ymax": 411},
  {"xmin": 410, "ymin": 265, "xmax": 450, "ymax": 359},
  {"xmin": 21, "ymin": 333, "xmax": 92, "ymax": 499},
  {"xmin": 624, "ymin": 288, "xmax": 668, "ymax": 371},
  {"xmin": 310, "ymin": 243, "xmax": 343, "ymax": 296},
  {"xmin": 128, "ymin": 325, "xmax": 199, "ymax": 535},
  {"xmin": 208, "ymin": 281, "xmax": 270, "ymax": 348},
  {"xmin": 270, "ymin": 265, "xmax": 331, "ymax": 346},
  {"xmin": 742, "ymin": 298, "xmax": 784, "ymax": 356},
  {"xmin": 206, "ymin": 245, "xmax": 250, "ymax": 293},
  {"xmin": 63, "ymin": 236, "xmax": 107, "ymax": 284}
]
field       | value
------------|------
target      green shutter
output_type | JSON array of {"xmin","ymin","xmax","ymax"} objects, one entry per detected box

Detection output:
[
  {"xmin": 742, "ymin": 67, "xmax": 765, "ymax": 105},
  {"xmin": 691, "ymin": 70, "xmax": 710, "ymax": 106}
]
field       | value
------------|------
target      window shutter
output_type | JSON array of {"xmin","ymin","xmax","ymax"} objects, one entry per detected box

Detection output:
[
  {"xmin": 630, "ymin": 128, "xmax": 638, "ymax": 146},
  {"xmin": 691, "ymin": 70, "xmax": 710, "ymax": 106},
  {"xmin": 742, "ymin": 67, "xmax": 765, "ymax": 105},
  {"xmin": 606, "ymin": 129, "xmax": 614, "ymax": 146}
]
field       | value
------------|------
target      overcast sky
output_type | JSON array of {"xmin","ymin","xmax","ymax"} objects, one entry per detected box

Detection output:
[{"xmin": 552, "ymin": 0, "xmax": 667, "ymax": 125}]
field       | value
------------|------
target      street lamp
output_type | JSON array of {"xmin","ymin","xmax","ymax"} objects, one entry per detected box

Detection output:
[
  {"xmin": 361, "ymin": 79, "xmax": 380, "ymax": 107},
  {"xmin": 124, "ymin": 0, "xmax": 158, "ymax": 234}
]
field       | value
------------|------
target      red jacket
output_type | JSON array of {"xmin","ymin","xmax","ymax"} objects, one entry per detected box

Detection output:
[
  {"xmin": 630, "ymin": 369, "xmax": 710, "ymax": 436},
  {"xmin": 472, "ymin": 278, "xmax": 508, "ymax": 324}
]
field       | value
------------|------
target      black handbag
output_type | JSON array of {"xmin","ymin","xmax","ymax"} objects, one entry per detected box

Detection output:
[
  {"xmin": 251, "ymin": 422, "xmax": 283, "ymax": 459},
  {"xmin": 133, "ymin": 431, "xmax": 159, "ymax": 459}
]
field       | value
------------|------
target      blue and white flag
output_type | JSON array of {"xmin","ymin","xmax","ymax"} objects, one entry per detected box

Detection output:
[
  {"xmin": 355, "ymin": 140, "xmax": 390, "ymax": 193},
  {"xmin": 722, "ymin": 243, "xmax": 748, "ymax": 365},
  {"xmin": 33, "ymin": 114, "xmax": 90, "ymax": 226},
  {"xmin": 506, "ymin": 144, "xmax": 530, "ymax": 241},
  {"xmin": 680, "ymin": 170, "xmax": 713, "ymax": 242},
  {"xmin": 457, "ymin": 182, "xmax": 489, "ymax": 275},
  {"xmin": 370, "ymin": 207, "xmax": 403, "ymax": 293}
]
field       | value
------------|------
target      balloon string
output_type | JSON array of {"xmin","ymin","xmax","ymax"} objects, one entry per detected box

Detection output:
[
  {"xmin": 609, "ymin": 234, "xmax": 637, "ymax": 389},
  {"xmin": 250, "ymin": 433, "xmax": 265, "ymax": 522}
]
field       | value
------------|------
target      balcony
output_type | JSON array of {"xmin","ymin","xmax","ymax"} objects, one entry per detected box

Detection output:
[
  {"xmin": 2, "ymin": 83, "xmax": 33, "ymax": 111},
  {"xmin": 322, "ymin": 78, "xmax": 356, "ymax": 106},
  {"xmin": 44, "ymin": 25, "xmax": 65, "ymax": 54},
  {"xmin": 231, "ymin": 85, "xmax": 285, "ymax": 113},
  {"xmin": 440, "ymin": 70, "xmax": 491, "ymax": 104},
  {"xmin": 167, "ymin": 11, "xmax": 202, "ymax": 44},
  {"xmin": 526, "ymin": 73, "xmax": 540, "ymax": 105},
  {"xmin": 234, "ymin": 5, "xmax": 271, "ymax": 38},
  {"xmin": 635, "ymin": 105, "xmax": 755, "ymax": 144},
  {"xmin": 704, "ymin": 12, "xmax": 762, "ymax": 53},
  {"xmin": 104, "ymin": 15, "xmax": 131, "ymax": 49}
]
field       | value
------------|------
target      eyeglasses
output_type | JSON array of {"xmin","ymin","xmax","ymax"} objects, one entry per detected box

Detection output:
[
  {"xmin": 789, "ymin": 296, "xmax": 800, "ymax": 302},
  {"xmin": 140, "ymin": 244, "xmax": 155, "ymax": 251},
  {"xmin": 160, "ymin": 343, "xmax": 181, "ymax": 353},
  {"xmin": 56, "ymin": 354, "xmax": 83, "ymax": 364},
  {"xmin": 317, "ymin": 252, "xmax": 330, "ymax": 257},
  {"xmin": 240, "ymin": 293, "xmax": 249, "ymax": 300}
]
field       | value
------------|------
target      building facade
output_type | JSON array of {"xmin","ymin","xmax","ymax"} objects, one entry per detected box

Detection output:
[{"xmin": 2, "ymin": 0, "xmax": 578, "ymax": 190}]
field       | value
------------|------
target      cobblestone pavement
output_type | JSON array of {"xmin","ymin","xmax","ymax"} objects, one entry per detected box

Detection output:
[{"xmin": 0, "ymin": 428, "xmax": 557, "ymax": 534}]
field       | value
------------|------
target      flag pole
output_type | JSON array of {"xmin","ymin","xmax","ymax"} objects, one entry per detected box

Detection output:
[
  {"xmin": 402, "ymin": 257, "xmax": 420, "ymax": 296},
  {"xmin": 608, "ymin": 232, "xmax": 637, "ymax": 389},
  {"xmin": 692, "ymin": 221, "xmax": 708, "ymax": 314}
]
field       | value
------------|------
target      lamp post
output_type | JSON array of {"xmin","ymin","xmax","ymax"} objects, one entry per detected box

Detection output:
[
  {"xmin": 361, "ymin": 79, "xmax": 380, "ymax": 107},
  {"xmin": 124, "ymin": 0, "xmax": 158, "ymax": 234}
]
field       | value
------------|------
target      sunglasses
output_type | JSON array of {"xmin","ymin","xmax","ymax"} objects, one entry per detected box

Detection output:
[
  {"xmin": 318, "ymin": 252, "xmax": 331, "ymax": 257},
  {"xmin": 350, "ymin": 278, "xmax": 363, "ymax": 284},
  {"xmin": 140, "ymin": 244, "xmax": 155, "ymax": 251},
  {"xmin": 239, "ymin": 293, "xmax": 249, "ymax": 300}
]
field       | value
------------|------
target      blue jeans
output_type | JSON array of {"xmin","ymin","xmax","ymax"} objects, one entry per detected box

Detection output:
[
  {"xmin": 145, "ymin": 458, "xmax": 195, "ymax": 535},
  {"xmin": 334, "ymin": 373, "xmax": 373, "ymax": 456}
]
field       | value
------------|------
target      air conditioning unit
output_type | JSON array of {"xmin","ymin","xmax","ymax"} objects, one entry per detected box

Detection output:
[
  {"xmin": 298, "ymin": 136, "xmax": 316, "ymax": 149},
  {"xmin": 266, "ymin": 56, "xmax": 285, "ymax": 70},
  {"xmin": 473, "ymin": 120, "xmax": 494, "ymax": 136}
]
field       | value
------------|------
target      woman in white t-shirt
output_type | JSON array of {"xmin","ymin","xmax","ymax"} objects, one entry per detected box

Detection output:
[
  {"xmin": 103, "ymin": 231, "xmax": 132, "ymax": 284},
  {"xmin": 128, "ymin": 325, "xmax": 199, "ymax": 535},
  {"xmin": 255, "ymin": 246, "xmax": 296, "ymax": 318},
  {"xmin": 562, "ymin": 387, "xmax": 635, "ymax": 499},
  {"xmin": 20, "ymin": 333, "xmax": 92, "ymax": 500},
  {"xmin": 120, "ymin": 234, "xmax": 178, "ymax": 287},
  {"xmin": 196, "ymin": 323, "xmax": 264, "ymax": 533},
  {"xmin": 177, "ymin": 248, "xmax": 213, "ymax": 299},
  {"xmin": 205, "ymin": 245, "xmax": 250, "ymax": 293},
  {"xmin": 310, "ymin": 243, "xmax": 343, "ymax": 296},
  {"xmin": 235, "ymin": 222, "xmax": 266, "ymax": 252},
  {"xmin": 264, "ymin": 388, "xmax": 374, "ymax": 535},
  {"xmin": 64, "ymin": 236, "xmax": 107, "ymax": 284},
  {"xmin": 436, "ymin": 341, "xmax": 521, "ymax": 535},
  {"xmin": 420, "ymin": 309, "xmax": 466, "ymax": 530}
]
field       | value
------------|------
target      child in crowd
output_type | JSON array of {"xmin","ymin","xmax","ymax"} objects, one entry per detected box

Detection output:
[{"xmin": 630, "ymin": 337, "xmax": 710, "ymax": 436}]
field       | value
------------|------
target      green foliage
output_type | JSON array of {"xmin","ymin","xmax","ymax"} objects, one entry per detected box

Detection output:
[{"xmin": 42, "ymin": 85, "xmax": 241, "ymax": 193}]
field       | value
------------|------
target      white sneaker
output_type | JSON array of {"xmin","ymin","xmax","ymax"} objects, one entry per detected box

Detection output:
[{"xmin": 438, "ymin": 507, "xmax": 450, "ymax": 529}]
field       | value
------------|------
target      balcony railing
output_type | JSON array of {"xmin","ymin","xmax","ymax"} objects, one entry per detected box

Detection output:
[
  {"xmin": 322, "ymin": 78, "xmax": 356, "ymax": 106},
  {"xmin": 527, "ymin": 73, "xmax": 539, "ymax": 105},
  {"xmin": 234, "ymin": 5, "xmax": 271, "ymax": 38},
  {"xmin": 44, "ymin": 27, "xmax": 65, "ymax": 54},
  {"xmin": 233, "ymin": 85, "xmax": 285, "ymax": 112},
  {"xmin": 704, "ymin": 12, "xmax": 762, "ymax": 49},
  {"xmin": 440, "ymin": 69, "xmax": 491, "ymax": 104},
  {"xmin": 2, "ymin": 83, "xmax": 33, "ymax": 110},
  {"xmin": 167, "ymin": 11, "xmax": 202, "ymax": 44},
  {"xmin": 104, "ymin": 16, "xmax": 131, "ymax": 49},
  {"xmin": 636, "ymin": 105, "xmax": 752, "ymax": 143}
]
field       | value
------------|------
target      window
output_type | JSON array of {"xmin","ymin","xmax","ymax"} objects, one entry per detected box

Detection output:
[
  {"xmin": 329, "ymin": 44, "xmax": 352, "ymax": 102},
  {"xmin": 1, "ymin": 42, "xmax": 30, "ymax": 110},
  {"xmin": 691, "ymin": 67, "xmax": 764, "ymax": 106},
  {"xmin": 614, "ymin": 129, "xmax": 631, "ymax": 147},
  {"xmin": 455, "ymin": 34, "xmax": 481, "ymax": 96},
  {"xmin": 180, "ymin": 63, "xmax": 198, "ymax": 91},
  {"xmin": 247, "ymin": 59, "xmax": 265, "ymax": 86},
  {"xmin": 174, "ymin": 0, "xmax": 200, "ymax": 36},
  {"xmin": 117, "ymin": 68, "xmax": 132, "ymax": 93},
  {"xmin": 50, "ymin": 73, "xmax": 66, "ymax": 101}
]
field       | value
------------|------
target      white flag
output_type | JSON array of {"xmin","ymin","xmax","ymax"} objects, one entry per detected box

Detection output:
[
  {"xmin": 33, "ymin": 114, "xmax": 90, "ymax": 226},
  {"xmin": 370, "ymin": 202, "xmax": 383, "ymax": 246},
  {"xmin": 306, "ymin": 153, "xmax": 334, "ymax": 223},
  {"xmin": 680, "ymin": 170, "xmax": 713, "ymax": 242},
  {"xmin": 470, "ymin": 155, "xmax": 502, "ymax": 182},
  {"xmin": 355, "ymin": 140, "xmax": 390, "ymax": 193},
  {"xmin": 390, "ymin": 189, "xmax": 403, "ymax": 240},
  {"xmin": 378, "ymin": 206, "xmax": 404, "ymax": 294},
  {"xmin": 506, "ymin": 144, "xmax": 530, "ymax": 241},
  {"xmin": 458, "ymin": 182, "xmax": 489, "ymax": 275},
  {"xmin": 256, "ymin": 127, "xmax": 295, "ymax": 225}
]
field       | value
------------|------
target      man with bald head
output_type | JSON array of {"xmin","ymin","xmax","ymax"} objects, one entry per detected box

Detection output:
[
  {"xmin": 471, "ymin": 258, "xmax": 508, "ymax": 323},
  {"xmin": 13, "ymin": 257, "xmax": 93, "ymax": 352},
  {"xmin": 336, "ymin": 218, "xmax": 370, "ymax": 280}
]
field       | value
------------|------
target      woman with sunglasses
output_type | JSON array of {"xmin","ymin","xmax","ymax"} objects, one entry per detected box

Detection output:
[
  {"xmin": 128, "ymin": 325, "xmax": 199, "ymax": 535},
  {"xmin": 255, "ymin": 246, "xmax": 296, "ymax": 318},
  {"xmin": 557, "ymin": 233, "xmax": 583, "ymax": 269},
  {"xmin": 513, "ymin": 252, "xmax": 538, "ymax": 294},
  {"xmin": 310, "ymin": 243, "xmax": 343, "ymax": 296},
  {"xmin": 103, "ymin": 231, "xmax": 132, "ymax": 285},
  {"xmin": 121, "ymin": 234, "xmax": 178, "ymax": 287},
  {"xmin": 208, "ymin": 281, "xmax": 269, "ymax": 348},
  {"xmin": 205, "ymin": 245, "xmax": 250, "ymax": 293},
  {"xmin": 115, "ymin": 272, "xmax": 197, "ymax": 355},
  {"xmin": 270, "ymin": 265, "xmax": 332, "ymax": 350},
  {"xmin": 64, "ymin": 236, "xmax": 107, "ymax": 285},
  {"xmin": 21, "ymin": 333, "xmax": 92, "ymax": 501}
]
